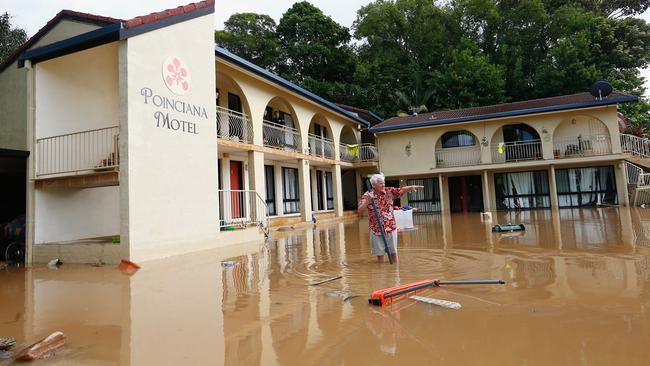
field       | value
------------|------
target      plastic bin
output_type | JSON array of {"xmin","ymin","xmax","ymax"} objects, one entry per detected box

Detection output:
[{"xmin": 393, "ymin": 209, "xmax": 414, "ymax": 230}]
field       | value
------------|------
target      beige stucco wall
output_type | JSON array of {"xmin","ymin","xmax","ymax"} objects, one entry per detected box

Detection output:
[
  {"xmin": 35, "ymin": 43, "xmax": 119, "ymax": 138},
  {"xmin": 0, "ymin": 62, "xmax": 28, "ymax": 150},
  {"xmin": 378, "ymin": 106, "xmax": 620, "ymax": 177},
  {"xmin": 32, "ymin": 20, "xmax": 103, "ymax": 49},
  {"xmin": 121, "ymin": 14, "xmax": 219, "ymax": 262}
]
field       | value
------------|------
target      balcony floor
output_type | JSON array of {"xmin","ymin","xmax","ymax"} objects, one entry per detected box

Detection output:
[{"xmin": 35, "ymin": 170, "xmax": 119, "ymax": 189}]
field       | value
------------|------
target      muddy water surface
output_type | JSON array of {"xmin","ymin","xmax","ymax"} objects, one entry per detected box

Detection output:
[{"xmin": 3, "ymin": 208, "xmax": 650, "ymax": 365}]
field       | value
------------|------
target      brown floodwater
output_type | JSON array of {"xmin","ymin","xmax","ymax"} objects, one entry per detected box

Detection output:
[{"xmin": 2, "ymin": 208, "xmax": 650, "ymax": 365}]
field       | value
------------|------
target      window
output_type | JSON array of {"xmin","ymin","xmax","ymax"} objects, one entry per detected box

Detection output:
[
  {"xmin": 265, "ymin": 165, "xmax": 276, "ymax": 215},
  {"xmin": 316, "ymin": 170, "xmax": 324, "ymax": 211},
  {"xmin": 407, "ymin": 178, "xmax": 440, "ymax": 212},
  {"xmin": 555, "ymin": 166, "xmax": 617, "ymax": 207},
  {"xmin": 441, "ymin": 131, "xmax": 476, "ymax": 148},
  {"xmin": 326, "ymin": 171, "xmax": 334, "ymax": 210},
  {"xmin": 282, "ymin": 167, "xmax": 300, "ymax": 214},
  {"xmin": 495, "ymin": 171, "xmax": 550, "ymax": 210}
]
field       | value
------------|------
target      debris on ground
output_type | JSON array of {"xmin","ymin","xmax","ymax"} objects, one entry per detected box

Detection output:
[
  {"xmin": 410, "ymin": 296, "xmax": 461, "ymax": 310},
  {"xmin": 309, "ymin": 275, "xmax": 342, "ymax": 286},
  {"xmin": 118, "ymin": 260, "xmax": 140, "ymax": 275},
  {"xmin": 14, "ymin": 331, "xmax": 65, "ymax": 361},
  {"xmin": 0, "ymin": 338, "xmax": 16, "ymax": 350},
  {"xmin": 221, "ymin": 261, "xmax": 237, "ymax": 268},
  {"xmin": 47, "ymin": 259, "xmax": 63, "ymax": 269}
]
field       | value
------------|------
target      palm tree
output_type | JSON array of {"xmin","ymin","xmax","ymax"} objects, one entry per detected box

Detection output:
[{"xmin": 393, "ymin": 74, "xmax": 435, "ymax": 116}]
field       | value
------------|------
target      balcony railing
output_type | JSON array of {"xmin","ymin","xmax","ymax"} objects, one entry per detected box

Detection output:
[
  {"xmin": 36, "ymin": 126, "xmax": 119, "ymax": 177},
  {"xmin": 340, "ymin": 143, "xmax": 379, "ymax": 162},
  {"xmin": 216, "ymin": 106, "xmax": 253, "ymax": 144},
  {"xmin": 435, "ymin": 146, "xmax": 481, "ymax": 167},
  {"xmin": 553, "ymin": 135, "xmax": 611, "ymax": 159},
  {"xmin": 621, "ymin": 133, "xmax": 650, "ymax": 158},
  {"xmin": 262, "ymin": 120, "xmax": 302, "ymax": 152},
  {"xmin": 491, "ymin": 140, "xmax": 542, "ymax": 163},
  {"xmin": 307, "ymin": 133, "xmax": 335, "ymax": 159},
  {"xmin": 218, "ymin": 190, "xmax": 268, "ymax": 234}
]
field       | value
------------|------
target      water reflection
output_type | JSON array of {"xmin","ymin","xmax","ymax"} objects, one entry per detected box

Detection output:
[{"xmin": 3, "ymin": 208, "xmax": 650, "ymax": 365}]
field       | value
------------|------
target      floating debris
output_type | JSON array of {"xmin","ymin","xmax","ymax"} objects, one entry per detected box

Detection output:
[
  {"xmin": 309, "ymin": 275, "xmax": 342, "ymax": 286},
  {"xmin": 343, "ymin": 295, "xmax": 360, "ymax": 302},
  {"xmin": 221, "ymin": 261, "xmax": 237, "ymax": 268},
  {"xmin": 0, "ymin": 262, "xmax": 7, "ymax": 270},
  {"xmin": 15, "ymin": 331, "xmax": 66, "ymax": 361},
  {"xmin": 47, "ymin": 259, "xmax": 63, "ymax": 269},
  {"xmin": 0, "ymin": 338, "xmax": 16, "ymax": 350},
  {"xmin": 410, "ymin": 296, "xmax": 461, "ymax": 310},
  {"xmin": 0, "ymin": 350, "xmax": 12, "ymax": 359},
  {"xmin": 118, "ymin": 260, "xmax": 141, "ymax": 276}
]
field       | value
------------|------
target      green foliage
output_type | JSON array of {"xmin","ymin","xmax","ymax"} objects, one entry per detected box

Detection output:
[
  {"xmin": 0, "ymin": 12, "xmax": 27, "ymax": 65},
  {"xmin": 215, "ymin": 13, "xmax": 280, "ymax": 70}
]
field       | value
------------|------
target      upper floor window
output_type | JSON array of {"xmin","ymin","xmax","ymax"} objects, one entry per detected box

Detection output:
[{"xmin": 441, "ymin": 131, "xmax": 476, "ymax": 148}]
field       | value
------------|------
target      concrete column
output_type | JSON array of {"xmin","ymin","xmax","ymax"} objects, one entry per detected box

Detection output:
[
  {"xmin": 549, "ymin": 165, "xmax": 559, "ymax": 208},
  {"xmin": 333, "ymin": 164, "xmax": 343, "ymax": 217},
  {"xmin": 438, "ymin": 174, "xmax": 449, "ymax": 212},
  {"xmin": 298, "ymin": 159, "xmax": 312, "ymax": 221},
  {"xmin": 310, "ymin": 168, "xmax": 318, "ymax": 211},
  {"xmin": 482, "ymin": 170, "xmax": 491, "ymax": 212},
  {"xmin": 616, "ymin": 160, "xmax": 630, "ymax": 206},
  {"xmin": 274, "ymin": 161, "xmax": 284, "ymax": 216},
  {"xmin": 248, "ymin": 151, "xmax": 266, "ymax": 221},
  {"xmin": 25, "ymin": 60, "xmax": 35, "ymax": 264}
]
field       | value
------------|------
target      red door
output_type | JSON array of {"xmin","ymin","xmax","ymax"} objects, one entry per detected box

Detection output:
[{"xmin": 230, "ymin": 161, "xmax": 243, "ymax": 218}]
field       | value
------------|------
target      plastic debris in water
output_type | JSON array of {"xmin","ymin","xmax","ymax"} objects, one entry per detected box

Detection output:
[
  {"xmin": 0, "ymin": 338, "xmax": 16, "ymax": 351},
  {"xmin": 118, "ymin": 260, "xmax": 141, "ymax": 276},
  {"xmin": 410, "ymin": 295, "xmax": 461, "ymax": 310},
  {"xmin": 15, "ymin": 331, "xmax": 66, "ymax": 361},
  {"xmin": 47, "ymin": 259, "xmax": 62, "ymax": 269},
  {"xmin": 221, "ymin": 261, "xmax": 237, "ymax": 268}
]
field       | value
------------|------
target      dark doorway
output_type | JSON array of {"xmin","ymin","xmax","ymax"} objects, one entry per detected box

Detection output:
[
  {"xmin": 316, "ymin": 170, "xmax": 324, "ymax": 211},
  {"xmin": 0, "ymin": 151, "xmax": 28, "ymax": 263},
  {"xmin": 448, "ymin": 175, "xmax": 484, "ymax": 213}
]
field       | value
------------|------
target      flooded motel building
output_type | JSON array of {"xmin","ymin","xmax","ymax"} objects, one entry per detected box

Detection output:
[
  {"xmin": 0, "ymin": 0, "xmax": 648, "ymax": 265},
  {"xmin": 0, "ymin": 0, "xmax": 379, "ymax": 265}
]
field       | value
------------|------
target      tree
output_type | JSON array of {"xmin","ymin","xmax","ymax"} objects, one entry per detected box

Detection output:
[
  {"xmin": 215, "ymin": 13, "xmax": 280, "ymax": 71},
  {"xmin": 276, "ymin": 1, "xmax": 356, "ymax": 91},
  {"xmin": 0, "ymin": 12, "xmax": 27, "ymax": 65}
]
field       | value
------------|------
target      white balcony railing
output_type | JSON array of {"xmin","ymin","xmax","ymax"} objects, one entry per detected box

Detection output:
[
  {"xmin": 435, "ymin": 146, "xmax": 481, "ymax": 167},
  {"xmin": 491, "ymin": 140, "xmax": 543, "ymax": 163},
  {"xmin": 36, "ymin": 126, "xmax": 119, "ymax": 177},
  {"xmin": 340, "ymin": 143, "xmax": 379, "ymax": 162},
  {"xmin": 621, "ymin": 133, "xmax": 650, "ymax": 158},
  {"xmin": 553, "ymin": 135, "xmax": 611, "ymax": 159},
  {"xmin": 262, "ymin": 120, "xmax": 302, "ymax": 152},
  {"xmin": 218, "ymin": 190, "xmax": 268, "ymax": 235},
  {"xmin": 216, "ymin": 106, "xmax": 253, "ymax": 144},
  {"xmin": 307, "ymin": 133, "xmax": 335, "ymax": 159}
]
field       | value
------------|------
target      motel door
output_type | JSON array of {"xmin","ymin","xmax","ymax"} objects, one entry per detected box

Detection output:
[
  {"xmin": 448, "ymin": 175, "xmax": 484, "ymax": 213},
  {"xmin": 230, "ymin": 161, "xmax": 243, "ymax": 218}
]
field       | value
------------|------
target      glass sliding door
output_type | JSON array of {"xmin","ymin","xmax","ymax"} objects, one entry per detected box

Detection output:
[
  {"xmin": 265, "ymin": 165, "xmax": 276, "ymax": 215},
  {"xmin": 406, "ymin": 178, "xmax": 440, "ymax": 212},
  {"xmin": 495, "ymin": 171, "xmax": 550, "ymax": 210},
  {"xmin": 555, "ymin": 166, "xmax": 617, "ymax": 207},
  {"xmin": 282, "ymin": 167, "xmax": 300, "ymax": 214}
]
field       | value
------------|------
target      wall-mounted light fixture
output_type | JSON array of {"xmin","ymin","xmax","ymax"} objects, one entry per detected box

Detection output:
[{"xmin": 481, "ymin": 136, "xmax": 488, "ymax": 146}]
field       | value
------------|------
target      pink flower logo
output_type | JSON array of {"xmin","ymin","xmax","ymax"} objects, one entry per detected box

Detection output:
[{"xmin": 162, "ymin": 56, "xmax": 191, "ymax": 95}]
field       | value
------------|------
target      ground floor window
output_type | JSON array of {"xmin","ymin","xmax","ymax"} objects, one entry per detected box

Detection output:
[
  {"xmin": 326, "ymin": 171, "xmax": 334, "ymax": 209},
  {"xmin": 495, "ymin": 171, "xmax": 550, "ymax": 210},
  {"xmin": 556, "ymin": 166, "xmax": 617, "ymax": 207},
  {"xmin": 265, "ymin": 165, "xmax": 276, "ymax": 215},
  {"xmin": 406, "ymin": 178, "xmax": 440, "ymax": 212},
  {"xmin": 282, "ymin": 167, "xmax": 300, "ymax": 214}
]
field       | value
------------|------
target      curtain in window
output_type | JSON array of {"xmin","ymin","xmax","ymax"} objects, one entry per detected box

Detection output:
[
  {"xmin": 495, "ymin": 171, "xmax": 550, "ymax": 210},
  {"xmin": 556, "ymin": 166, "xmax": 617, "ymax": 207},
  {"xmin": 265, "ymin": 165, "xmax": 276, "ymax": 215},
  {"xmin": 282, "ymin": 167, "xmax": 300, "ymax": 213},
  {"xmin": 406, "ymin": 178, "xmax": 441, "ymax": 212},
  {"xmin": 326, "ymin": 172, "xmax": 334, "ymax": 209}
]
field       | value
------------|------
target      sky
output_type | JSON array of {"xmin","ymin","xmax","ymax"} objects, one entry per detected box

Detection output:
[{"xmin": 4, "ymin": 0, "xmax": 650, "ymax": 96}]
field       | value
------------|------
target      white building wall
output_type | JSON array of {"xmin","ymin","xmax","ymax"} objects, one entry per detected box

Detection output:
[
  {"xmin": 34, "ymin": 186, "xmax": 120, "ymax": 243},
  {"xmin": 121, "ymin": 14, "xmax": 219, "ymax": 261},
  {"xmin": 35, "ymin": 43, "xmax": 119, "ymax": 138}
]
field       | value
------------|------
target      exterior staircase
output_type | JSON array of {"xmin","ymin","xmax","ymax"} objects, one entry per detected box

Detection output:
[{"xmin": 621, "ymin": 134, "xmax": 650, "ymax": 205}]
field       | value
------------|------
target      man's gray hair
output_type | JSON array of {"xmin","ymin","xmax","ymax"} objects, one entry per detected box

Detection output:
[{"xmin": 369, "ymin": 173, "xmax": 385, "ymax": 186}]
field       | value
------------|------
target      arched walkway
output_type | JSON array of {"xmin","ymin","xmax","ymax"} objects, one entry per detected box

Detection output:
[
  {"xmin": 490, "ymin": 123, "xmax": 542, "ymax": 163},
  {"xmin": 216, "ymin": 71, "xmax": 253, "ymax": 143},
  {"xmin": 552, "ymin": 115, "xmax": 611, "ymax": 158},
  {"xmin": 434, "ymin": 130, "xmax": 481, "ymax": 167},
  {"xmin": 262, "ymin": 97, "xmax": 302, "ymax": 152},
  {"xmin": 308, "ymin": 114, "xmax": 334, "ymax": 159}
]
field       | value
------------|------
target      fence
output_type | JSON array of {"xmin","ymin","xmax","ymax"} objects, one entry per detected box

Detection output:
[
  {"xmin": 262, "ymin": 120, "xmax": 302, "ymax": 152},
  {"xmin": 340, "ymin": 143, "xmax": 379, "ymax": 162},
  {"xmin": 491, "ymin": 140, "xmax": 543, "ymax": 163},
  {"xmin": 553, "ymin": 135, "xmax": 611, "ymax": 158},
  {"xmin": 216, "ymin": 106, "xmax": 253, "ymax": 143},
  {"xmin": 219, "ymin": 190, "xmax": 268, "ymax": 231},
  {"xmin": 307, "ymin": 133, "xmax": 335, "ymax": 159},
  {"xmin": 435, "ymin": 147, "xmax": 481, "ymax": 167}
]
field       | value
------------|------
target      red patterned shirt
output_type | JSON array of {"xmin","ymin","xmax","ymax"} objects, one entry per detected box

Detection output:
[{"xmin": 361, "ymin": 187, "xmax": 402, "ymax": 235}]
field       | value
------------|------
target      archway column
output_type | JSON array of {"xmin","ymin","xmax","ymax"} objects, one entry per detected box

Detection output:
[
  {"xmin": 298, "ymin": 159, "xmax": 312, "ymax": 221},
  {"xmin": 333, "ymin": 164, "xmax": 343, "ymax": 217}
]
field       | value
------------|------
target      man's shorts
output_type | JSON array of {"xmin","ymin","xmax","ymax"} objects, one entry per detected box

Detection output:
[{"xmin": 370, "ymin": 231, "xmax": 397, "ymax": 256}]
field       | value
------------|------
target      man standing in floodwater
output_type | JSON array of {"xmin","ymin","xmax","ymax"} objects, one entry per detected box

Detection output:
[{"xmin": 358, "ymin": 173, "xmax": 423, "ymax": 263}]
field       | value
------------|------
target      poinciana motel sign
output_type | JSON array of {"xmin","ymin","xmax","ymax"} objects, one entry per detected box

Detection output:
[{"xmin": 139, "ymin": 56, "xmax": 208, "ymax": 135}]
